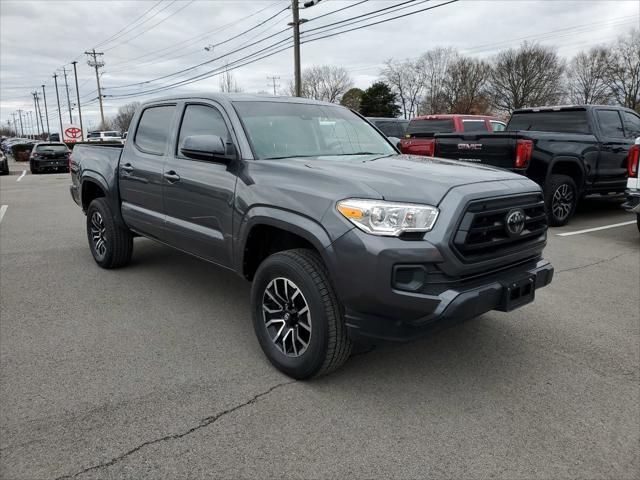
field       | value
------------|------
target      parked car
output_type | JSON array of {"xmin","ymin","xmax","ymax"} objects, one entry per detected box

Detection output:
[
  {"xmin": 622, "ymin": 137, "xmax": 640, "ymax": 231},
  {"xmin": 70, "ymin": 94, "xmax": 553, "ymax": 379},
  {"xmin": 434, "ymin": 105, "xmax": 640, "ymax": 226},
  {"xmin": 29, "ymin": 142, "xmax": 71, "ymax": 174},
  {"xmin": 50, "ymin": 133, "xmax": 61, "ymax": 142},
  {"xmin": 400, "ymin": 114, "xmax": 505, "ymax": 156},
  {"xmin": 0, "ymin": 150, "xmax": 8, "ymax": 175},
  {"xmin": 86, "ymin": 130, "xmax": 123, "ymax": 142}
]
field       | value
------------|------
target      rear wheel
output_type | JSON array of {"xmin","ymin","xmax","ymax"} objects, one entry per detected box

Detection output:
[
  {"xmin": 545, "ymin": 174, "xmax": 578, "ymax": 227},
  {"xmin": 251, "ymin": 249, "xmax": 352, "ymax": 379},
  {"xmin": 86, "ymin": 198, "xmax": 133, "ymax": 269}
]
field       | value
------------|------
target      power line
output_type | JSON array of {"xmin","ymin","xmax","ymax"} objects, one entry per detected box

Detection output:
[{"xmin": 92, "ymin": 0, "xmax": 165, "ymax": 50}]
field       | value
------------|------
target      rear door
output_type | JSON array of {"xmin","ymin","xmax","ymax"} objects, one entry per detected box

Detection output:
[
  {"xmin": 162, "ymin": 101, "xmax": 238, "ymax": 267},
  {"xmin": 119, "ymin": 103, "xmax": 177, "ymax": 240},
  {"xmin": 595, "ymin": 109, "xmax": 630, "ymax": 186}
]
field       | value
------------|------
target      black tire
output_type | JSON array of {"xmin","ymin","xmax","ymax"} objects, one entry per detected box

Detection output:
[
  {"xmin": 86, "ymin": 198, "xmax": 133, "ymax": 269},
  {"xmin": 545, "ymin": 174, "xmax": 578, "ymax": 227},
  {"xmin": 251, "ymin": 248, "xmax": 352, "ymax": 379},
  {"xmin": 30, "ymin": 165, "xmax": 38, "ymax": 174}
]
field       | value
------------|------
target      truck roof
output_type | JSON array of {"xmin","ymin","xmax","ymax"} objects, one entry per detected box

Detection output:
[
  {"xmin": 513, "ymin": 104, "xmax": 635, "ymax": 113},
  {"xmin": 410, "ymin": 114, "xmax": 500, "ymax": 121},
  {"xmin": 140, "ymin": 93, "xmax": 338, "ymax": 107}
]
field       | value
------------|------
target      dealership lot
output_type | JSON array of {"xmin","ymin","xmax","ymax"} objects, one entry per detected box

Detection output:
[{"xmin": 1, "ymin": 168, "xmax": 638, "ymax": 479}]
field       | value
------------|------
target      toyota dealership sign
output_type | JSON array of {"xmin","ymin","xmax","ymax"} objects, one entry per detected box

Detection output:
[{"xmin": 63, "ymin": 124, "xmax": 83, "ymax": 143}]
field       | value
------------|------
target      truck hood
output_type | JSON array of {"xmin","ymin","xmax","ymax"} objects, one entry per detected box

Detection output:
[{"xmin": 279, "ymin": 154, "xmax": 527, "ymax": 205}]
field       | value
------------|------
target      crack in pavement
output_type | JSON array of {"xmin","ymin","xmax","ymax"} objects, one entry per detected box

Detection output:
[
  {"xmin": 555, "ymin": 251, "xmax": 636, "ymax": 273},
  {"xmin": 53, "ymin": 380, "xmax": 295, "ymax": 480}
]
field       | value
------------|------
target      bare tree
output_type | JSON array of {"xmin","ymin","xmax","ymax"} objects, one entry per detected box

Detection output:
[
  {"xmin": 287, "ymin": 65, "xmax": 353, "ymax": 102},
  {"xmin": 566, "ymin": 47, "xmax": 612, "ymax": 105},
  {"xmin": 219, "ymin": 65, "xmax": 243, "ymax": 93},
  {"xmin": 417, "ymin": 47, "xmax": 458, "ymax": 115},
  {"xmin": 112, "ymin": 102, "xmax": 140, "ymax": 133},
  {"xmin": 605, "ymin": 29, "xmax": 640, "ymax": 112},
  {"xmin": 489, "ymin": 42, "xmax": 565, "ymax": 113},
  {"xmin": 440, "ymin": 57, "xmax": 492, "ymax": 114},
  {"xmin": 381, "ymin": 58, "xmax": 427, "ymax": 118}
]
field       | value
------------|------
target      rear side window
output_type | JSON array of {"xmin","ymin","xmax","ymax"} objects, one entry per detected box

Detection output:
[
  {"xmin": 507, "ymin": 110, "xmax": 591, "ymax": 134},
  {"xmin": 177, "ymin": 104, "xmax": 229, "ymax": 155},
  {"xmin": 622, "ymin": 111, "xmax": 640, "ymax": 138},
  {"xmin": 406, "ymin": 118, "xmax": 455, "ymax": 137},
  {"xmin": 491, "ymin": 121, "xmax": 506, "ymax": 132},
  {"xmin": 135, "ymin": 105, "xmax": 175, "ymax": 154},
  {"xmin": 596, "ymin": 110, "xmax": 625, "ymax": 138},
  {"xmin": 462, "ymin": 120, "xmax": 487, "ymax": 132},
  {"xmin": 87, "ymin": 132, "xmax": 100, "ymax": 138}
]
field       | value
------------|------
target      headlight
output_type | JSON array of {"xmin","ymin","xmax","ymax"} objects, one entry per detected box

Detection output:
[{"xmin": 336, "ymin": 199, "xmax": 439, "ymax": 237}]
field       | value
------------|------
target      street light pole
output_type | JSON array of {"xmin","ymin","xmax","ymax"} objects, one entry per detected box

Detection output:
[
  {"xmin": 32, "ymin": 93, "xmax": 41, "ymax": 137},
  {"xmin": 71, "ymin": 61, "xmax": 85, "ymax": 141},
  {"xmin": 53, "ymin": 74, "xmax": 64, "ymax": 139},
  {"xmin": 17, "ymin": 109, "xmax": 24, "ymax": 137},
  {"xmin": 42, "ymin": 85, "xmax": 51, "ymax": 139},
  {"xmin": 35, "ymin": 92, "xmax": 45, "ymax": 139}
]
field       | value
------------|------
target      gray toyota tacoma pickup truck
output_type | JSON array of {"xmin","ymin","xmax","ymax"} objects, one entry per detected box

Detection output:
[{"xmin": 70, "ymin": 94, "xmax": 553, "ymax": 379}]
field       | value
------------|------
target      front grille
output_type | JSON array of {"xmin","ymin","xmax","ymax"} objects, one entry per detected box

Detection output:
[{"xmin": 452, "ymin": 193, "xmax": 547, "ymax": 262}]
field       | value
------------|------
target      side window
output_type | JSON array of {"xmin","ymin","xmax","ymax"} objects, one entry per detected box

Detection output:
[
  {"xmin": 177, "ymin": 104, "xmax": 230, "ymax": 156},
  {"xmin": 462, "ymin": 120, "xmax": 487, "ymax": 132},
  {"xmin": 596, "ymin": 110, "xmax": 625, "ymax": 138},
  {"xmin": 135, "ymin": 105, "xmax": 175, "ymax": 154},
  {"xmin": 491, "ymin": 121, "xmax": 506, "ymax": 132},
  {"xmin": 622, "ymin": 112, "xmax": 640, "ymax": 138}
]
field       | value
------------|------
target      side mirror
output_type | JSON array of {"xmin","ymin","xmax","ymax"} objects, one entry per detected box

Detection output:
[{"xmin": 180, "ymin": 135, "xmax": 231, "ymax": 162}]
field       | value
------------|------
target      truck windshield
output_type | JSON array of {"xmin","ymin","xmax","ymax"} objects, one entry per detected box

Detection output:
[
  {"xmin": 507, "ymin": 110, "xmax": 591, "ymax": 134},
  {"xmin": 233, "ymin": 101, "xmax": 396, "ymax": 160}
]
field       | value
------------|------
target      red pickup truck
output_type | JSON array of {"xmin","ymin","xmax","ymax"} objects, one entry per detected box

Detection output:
[{"xmin": 400, "ymin": 114, "xmax": 505, "ymax": 156}]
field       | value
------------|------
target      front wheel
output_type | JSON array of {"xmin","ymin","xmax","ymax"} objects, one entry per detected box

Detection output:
[
  {"xmin": 250, "ymin": 249, "xmax": 352, "ymax": 379},
  {"xmin": 86, "ymin": 198, "xmax": 133, "ymax": 269},
  {"xmin": 545, "ymin": 174, "xmax": 578, "ymax": 227}
]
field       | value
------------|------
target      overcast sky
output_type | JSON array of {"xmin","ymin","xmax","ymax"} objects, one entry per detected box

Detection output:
[{"xmin": 1, "ymin": 0, "xmax": 639, "ymax": 134}]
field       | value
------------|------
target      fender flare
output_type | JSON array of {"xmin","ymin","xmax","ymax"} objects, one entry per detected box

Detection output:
[
  {"xmin": 546, "ymin": 156, "xmax": 586, "ymax": 189},
  {"xmin": 80, "ymin": 171, "xmax": 126, "ymax": 227},
  {"xmin": 235, "ymin": 206, "xmax": 334, "ymax": 274}
]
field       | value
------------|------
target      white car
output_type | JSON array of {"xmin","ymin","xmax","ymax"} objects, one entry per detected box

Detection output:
[
  {"xmin": 622, "ymin": 137, "xmax": 640, "ymax": 231},
  {"xmin": 86, "ymin": 130, "xmax": 122, "ymax": 142}
]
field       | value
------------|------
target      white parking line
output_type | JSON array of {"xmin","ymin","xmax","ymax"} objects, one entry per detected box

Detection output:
[
  {"xmin": 16, "ymin": 170, "xmax": 26, "ymax": 182},
  {"xmin": 0, "ymin": 205, "xmax": 7, "ymax": 223},
  {"xmin": 557, "ymin": 220, "xmax": 636, "ymax": 236}
]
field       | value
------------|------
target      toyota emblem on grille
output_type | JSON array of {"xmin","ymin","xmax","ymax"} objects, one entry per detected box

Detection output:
[{"xmin": 505, "ymin": 209, "xmax": 526, "ymax": 237}]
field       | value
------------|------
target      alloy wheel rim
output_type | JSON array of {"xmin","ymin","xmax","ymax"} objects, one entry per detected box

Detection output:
[
  {"xmin": 552, "ymin": 184, "xmax": 574, "ymax": 221},
  {"xmin": 90, "ymin": 211, "xmax": 107, "ymax": 258},
  {"xmin": 262, "ymin": 277, "xmax": 311, "ymax": 358}
]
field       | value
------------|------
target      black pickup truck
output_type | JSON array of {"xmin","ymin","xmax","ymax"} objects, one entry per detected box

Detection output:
[
  {"xmin": 70, "ymin": 94, "xmax": 553, "ymax": 378},
  {"xmin": 434, "ymin": 105, "xmax": 640, "ymax": 225}
]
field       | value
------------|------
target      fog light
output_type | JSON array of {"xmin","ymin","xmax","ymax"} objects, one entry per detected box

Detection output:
[{"xmin": 392, "ymin": 265, "xmax": 426, "ymax": 292}]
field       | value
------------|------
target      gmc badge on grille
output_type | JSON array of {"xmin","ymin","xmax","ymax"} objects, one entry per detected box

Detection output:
[{"xmin": 457, "ymin": 143, "xmax": 482, "ymax": 151}]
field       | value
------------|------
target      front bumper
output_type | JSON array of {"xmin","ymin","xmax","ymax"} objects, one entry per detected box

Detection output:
[
  {"xmin": 344, "ymin": 258, "xmax": 553, "ymax": 342},
  {"xmin": 622, "ymin": 189, "xmax": 640, "ymax": 214}
]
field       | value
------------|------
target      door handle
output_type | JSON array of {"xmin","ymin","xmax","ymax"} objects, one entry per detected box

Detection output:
[
  {"xmin": 163, "ymin": 170, "xmax": 180, "ymax": 183},
  {"xmin": 121, "ymin": 163, "xmax": 134, "ymax": 173}
]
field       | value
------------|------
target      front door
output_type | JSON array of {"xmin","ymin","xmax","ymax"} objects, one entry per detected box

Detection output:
[
  {"xmin": 162, "ymin": 102, "xmax": 238, "ymax": 267},
  {"xmin": 595, "ymin": 109, "xmax": 631, "ymax": 188},
  {"xmin": 119, "ymin": 104, "xmax": 177, "ymax": 240}
]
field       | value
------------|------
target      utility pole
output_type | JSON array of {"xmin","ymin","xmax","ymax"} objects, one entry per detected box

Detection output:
[
  {"xmin": 35, "ymin": 92, "xmax": 45, "ymax": 139},
  {"xmin": 288, "ymin": 1, "xmax": 321, "ymax": 97},
  {"xmin": 85, "ymin": 49, "xmax": 105, "ymax": 127},
  {"xmin": 17, "ymin": 110, "xmax": 24, "ymax": 136},
  {"xmin": 11, "ymin": 113, "xmax": 17, "ymax": 136},
  {"xmin": 53, "ymin": 73, "xmax": 64, "ymax": 139},
  {"xmin": 267, "ymin": 75, "xmax": 280, "ymax": 95},
  {"xmin": 71, "ymin": 61, "xmax": 84, "ymax": 141},
  {"xmin": 42, "ymin": 85, "xmax": 51, "ymax": 139},
  {"xmin": 32, "ymin": 93, "xmax": 42, "ymax": 137},
  {"xmin": 26, "ymin": 111, "xmax": 33, "ymax": 139},
  {"xmin": 61, "ymin": 66, "xmax": 73, "ymax": 124}
]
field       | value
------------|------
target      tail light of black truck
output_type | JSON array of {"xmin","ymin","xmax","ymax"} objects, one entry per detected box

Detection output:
[
  {"xmin": 515, "ymin": 139, "xmax": 533, "ymax": 168},
  {"xmin": 628, "ymin": 144, "xmax": 639, "ymax": 178},
  {"xmin": 452, "ymin": 193, "xmax": 547, "ymax": 263}
]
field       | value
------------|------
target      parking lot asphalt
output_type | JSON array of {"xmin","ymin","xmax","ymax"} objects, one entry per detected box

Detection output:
[{"xmin": 1, "ymin": 166, "xmax": 639, "ymax": 480}]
